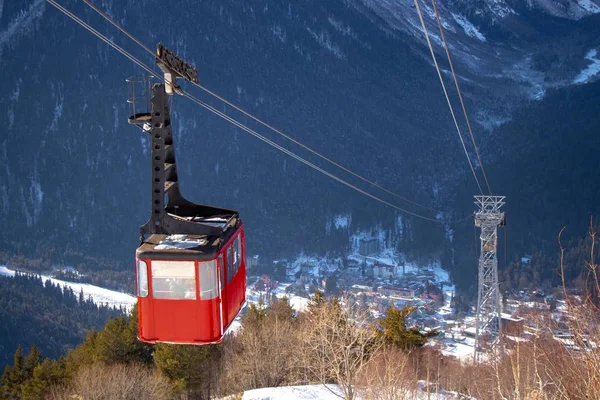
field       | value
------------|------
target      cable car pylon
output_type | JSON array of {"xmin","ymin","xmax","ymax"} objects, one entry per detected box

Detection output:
[
  {"xmin": 473, "ymin": 195, "xmax": 506, "ymax": 362},
  {"xmin": 128, "ymin": 45, "xmax": 247, "ymax": 345}
]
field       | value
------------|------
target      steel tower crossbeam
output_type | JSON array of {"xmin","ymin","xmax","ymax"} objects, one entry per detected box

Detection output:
[{"xmin": 474, "ymin": 195, "xmax": 505, "ymax": 363}]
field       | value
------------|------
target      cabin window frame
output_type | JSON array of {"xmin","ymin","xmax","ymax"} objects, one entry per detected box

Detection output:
[
  {"xmin": 218, "ymin": 254, "xmax": 225, "ymax": 292},
  {"xmin": 198, "ymin": 259, "xmax": 219, "ymax": 300},
  {"xmin": 227, "ymin": 246, "xmax": 234, "ymax": 283},
  {"xmin": 137, "ymin": 259, "xmax": 149, "ymax": 298},
  {"xmin": 151, "ymin": 260, "xmax": 196, "ymax": 300},
  {"xmin": 233, "ymin": 235, "xmax": 242, "ymax": 275}
]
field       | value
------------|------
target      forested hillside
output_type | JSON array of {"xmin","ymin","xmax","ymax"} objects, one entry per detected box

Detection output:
[{"xmin": 0, "ymin": 273, "xmax": 124, "ymax": 369}]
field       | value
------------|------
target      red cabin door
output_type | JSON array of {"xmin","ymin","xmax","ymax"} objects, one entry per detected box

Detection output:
[
  {"xmin": 218, "ymin": 254, "xmax": 226, "ymax": 335},
  {"xmin": 148, "ymin": 260, "xmax": 200, "ymax": 342}
]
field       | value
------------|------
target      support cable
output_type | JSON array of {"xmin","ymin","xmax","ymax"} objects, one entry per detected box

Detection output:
[
  {"xmin": 46, "ymin": 0, "xmax": 471, "ymax": 224},
  {"xmin": 430, "ymin": 0, "xmax": 492, "ymax": 194},
  {"xmin": 80, "ymin": 0, "xmax": 437, "ymax": 212},
  {"xmin": 181, "ymin": 92, "xmax": 444, "ymax": 222},
  {"xmin": 413, "ymin": 0, "xmax": 484, "ymax": 195},
  {"xmin": 82, "ymin": 0, "xmax": 155, "ymax": 56},
  {"xmin": 46, "ymin": 0, "xmax": 157, "ymax": 82}
]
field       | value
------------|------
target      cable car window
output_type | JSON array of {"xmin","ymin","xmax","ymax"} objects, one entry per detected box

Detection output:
[
  {"xmin": 233, "ymin": 236, "xmax": 241, "ymax": 274},
  {"xmin": 199, "ymin": 260, "xmax": 218, "ymax": 300},
  {"xmin": 218, "ymin": 254, "xmax": 224, "ymax": 291},
  {"xmin": 137, "ymin": 259, "xmax": 148, "ymax": 298},
  {"xmin": 227, "ymin": 246, "xmax": 234, "ymax": 283},
  {"xmin": 151, "ymin": 260, "xmax": 196, "ymax": 299}
]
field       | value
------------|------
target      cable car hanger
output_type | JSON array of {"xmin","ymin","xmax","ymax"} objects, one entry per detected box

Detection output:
[{"xmin": 128, "ymin": 43, "xmax": 240, "ymax": 241}]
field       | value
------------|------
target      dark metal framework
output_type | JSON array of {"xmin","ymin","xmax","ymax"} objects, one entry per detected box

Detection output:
[
  {"xmin": 156, "ymin": 43, "xmax": 199, "ymax": 83},
  {"xmin": 473, "ymin": 195, "xmax": 505, "ymax": 362},
  {"xmin": 128, "ymin": 45, "xmax": 239, "ymax": 241}
]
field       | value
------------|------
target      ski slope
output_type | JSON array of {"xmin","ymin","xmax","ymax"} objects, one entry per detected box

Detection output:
[{"xmin": 0, "ymin": 265, "xmax": 136, "ymax": 311}]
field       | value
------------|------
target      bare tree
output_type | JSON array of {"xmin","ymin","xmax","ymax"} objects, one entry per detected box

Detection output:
[
  {"xmin": 298, "ymin": 300, "xmax": 382, "ymax": 400},
  {"xmin": 559, "ymin": 221, "xmax": 600, "ymax": 398},
  {"xmin": 220, "ymin": 299, "xmax": 301, "ymax": 394},
  {"xmin": 358, "ymin": 347, "xmax": 416, "ymax": 400},
  {"xmin": 47, "ymin": 363, "xmax": 173, "ymax": 400}
]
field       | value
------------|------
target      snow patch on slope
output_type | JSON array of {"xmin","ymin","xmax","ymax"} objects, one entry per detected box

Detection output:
[
  {"xmin": 485, "ymin": 0, "xmax": 518, "ymax": 18},
  {"xmin": 334, "ymin": 214, "xmax": 351, "ymax": 229},
  {"xmin": 573, "ymin": 49, "xmax": 600, "ymax": 84},
  {"xmin": 529, "ymin": 0, "xmax": 600, "ymax": 19},
  {"xmin": 306, "ymin": 27, "xmax": 345, "ymax": 59},
  {"xmin": 452, "ymin": 13, "xmax": 486, "ymax": 41},
  {"xmin": 577, "ymin": 0, "xmax": 600, "ymax": 13},
  {"xmin": 0, "ymin": 265, "xmax": 136, "ymax": 311},
  {"xmin": 272, "ymin": 25, "xmax": 286, "ymax": 43},
  {"xmin": 0, "ymin": 0, "xmax": 45, "ymax": 59}
]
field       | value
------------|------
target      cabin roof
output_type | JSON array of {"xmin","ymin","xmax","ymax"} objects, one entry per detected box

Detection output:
[{"xmin": 136, "ymin": 225, "xmax": 240, "ymax": 261}]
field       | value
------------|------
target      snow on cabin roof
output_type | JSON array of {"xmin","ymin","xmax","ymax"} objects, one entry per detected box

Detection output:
[
  {"xmin": 137, "ymin": 234, "xmax": 225, "ymax": 261},
  {"xmin": 168, "ymin": 213, "xmax": 231, "ymax": 228},
  {"xmin": 155, "ymin": 234, "xmax": 209, "ymax": 250}
]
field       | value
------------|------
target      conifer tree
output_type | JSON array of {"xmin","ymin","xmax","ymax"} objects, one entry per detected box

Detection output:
[
  {"xmin": 307, "ymin": 289, "xmax": 325, "ymax": 313},
  {"xmin": 270, "ymin": 296, "xmax": 296, "ymax": 321},
  {"xmin": 244, "ymin": 302, "xmax": 267, "ymax": 328},
  {"xmin": 90, "ymin": 304, "xmax": 152, "ymax": 365},
  {"xmin": 0, "ymin": 346, "xmax": 25, "ymax": 399},
  {"xmin": 20, "ymin": 359, "xmax": 66, "ymax": 400},
  {"xmin": 23, "ymin": 346, "xmax": 42, "ymax": 377},
  {"xmin": 154, "ymin": 343, "xmax": 220, "ymax": 399},
  {"xmin": 376, "ymin": 306, "xmax": 437, "ymax": 350},
  {"xmin": 11, "ymin": 347, "xmax": 23, "ymax": 378}
]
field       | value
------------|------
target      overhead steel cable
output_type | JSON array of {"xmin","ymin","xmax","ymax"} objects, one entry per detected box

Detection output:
[
  {"xmin": 80, "ymin": 0, "xmax": 438, "ymax": 213},
  {"xmin": 82, "ymin": 0, "xmax": 155, "ymax": 56},
  {"xmin": 189, "ymin": 85, "xmax": 445, "ymax": 211},
  {"xmin": 413, "ymin": 0, "xmax": 484, "ymax": 195},
  {"xmin": 181, "ymin": 92, "xmax": 445, "ymax": 222},
  {"xmin": 46, "ymin": 0, "xmax": 157, "ymax": 82},
  {"xmin": 46, "ymin": 0, "xmax": 472, "ymax": 224},
  {"xmin": 430, "ymin": 0, "xmax": 492, "ymax": 195}
]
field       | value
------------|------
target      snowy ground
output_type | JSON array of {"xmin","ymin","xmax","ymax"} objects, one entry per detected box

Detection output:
[
  {"xmin": 238, "ymin": 382, "xmax": 473, "ymax": 399},
  {"xmin": 246, "ymin": 287, "xmax": 310, "ymax": 313},
  {"xmin": 0, "ymin": 265, "xmax": 136, "ymax": 311},
  {"xmin": 242, "ymin": 384, "xmax": 345, "ymax": 400}
]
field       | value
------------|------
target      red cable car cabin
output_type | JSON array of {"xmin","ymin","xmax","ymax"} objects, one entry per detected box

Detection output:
[
  {"xmin": 136, "ymin": 226, "xmax": 246, "ymax": 344},
  {"xmin": 128, "ymin": 73, "xmax": 247, "ymax": 345}
]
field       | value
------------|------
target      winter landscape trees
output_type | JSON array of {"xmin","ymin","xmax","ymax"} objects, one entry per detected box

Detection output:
[
  {"xmin": 2, "ymin": 227, "xmax": 600, "ymax": 400},
  {"xmin": 1, "ymin": 281, "xmax": 600, "ymax": 399}
]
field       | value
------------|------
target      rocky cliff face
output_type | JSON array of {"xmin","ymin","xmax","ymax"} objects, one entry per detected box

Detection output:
[{"xmin": 1, "ymin": 0, "xmax": 599, "ymax": 272}]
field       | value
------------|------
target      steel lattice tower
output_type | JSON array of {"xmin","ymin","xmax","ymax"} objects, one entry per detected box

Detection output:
[{"xmin": 473, "ymin": 195, "xmax": 505, "ymax": 362}]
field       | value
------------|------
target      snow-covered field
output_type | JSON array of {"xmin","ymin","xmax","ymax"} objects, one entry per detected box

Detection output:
[
  {"xmin": 238, "ymin": 382, "xmax": 473, "ymax": 399},
  {"xmin": 242, "ymin": 384, "xmax": 345, "ymax": 400},
  {"xmin": 0, "ymin": 265, "xmax": 136, "ymax": 311}
]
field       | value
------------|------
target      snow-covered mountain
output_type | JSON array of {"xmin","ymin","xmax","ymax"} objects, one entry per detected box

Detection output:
[
  {"xmin": 355, "ymin": 0, "xmax": 600, "ymax": 102},
  {"xmin": 1, "ymin": 0, "xmax": 599, "ymax": 284}
]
